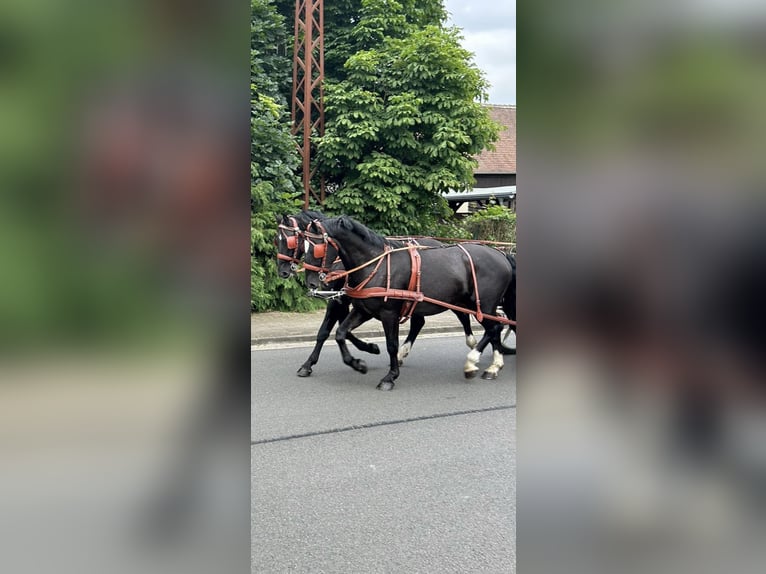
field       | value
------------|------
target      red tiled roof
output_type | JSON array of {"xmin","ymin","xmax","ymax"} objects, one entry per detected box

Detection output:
[{"xmin": 474, "ymin": 105, "xmax": 516, "ymax": 174}]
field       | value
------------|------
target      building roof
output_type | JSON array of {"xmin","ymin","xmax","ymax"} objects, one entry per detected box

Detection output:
[{"xmin": 474, "ymin": 105, "xmax": 516, "ymax": 175}]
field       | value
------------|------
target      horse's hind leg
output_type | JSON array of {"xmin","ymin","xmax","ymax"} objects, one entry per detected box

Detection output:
[
  {"xmin": 463, "ymin": 328, "xmax": 490, "ymax": 379},
  {"xmin": 453, "ymin": 311, "xmax": 476, "ymax": 349},
  {"xmin": 480, "ymin": 323, "xmax": 506, "ymax": 380},
  {"xmin": 398, "ymin": 314, "xmax": 425, "ymax": 366},
  {"xmin": 335, "ymin": 307, "xmax": 373, "ymax": 374},
  {"xmin": 377, "ymin": 313, "xmax": 401, "ymax": 391},
  {"xmin": 464, "ymin": 329, "xmax": 493, "ymax": 379},
  {"xmin": 501, "ymin": 325, "xmax": 516, "ymax": 355},
  {"xmin": 297, "ymin": 300, "xmax": 341, "ymax": 377}
]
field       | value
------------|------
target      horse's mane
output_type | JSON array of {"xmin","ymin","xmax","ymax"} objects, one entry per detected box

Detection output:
[
  {"xmin": 328, "ymin": 216, "xmax": 396, "ymax": 249},
  {"xmin": 290, "ymin": 210, "xmax": 326, "ymax": 228}
]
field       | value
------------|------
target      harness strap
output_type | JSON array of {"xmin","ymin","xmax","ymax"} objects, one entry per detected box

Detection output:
[
  {"xmin": 456, "ymin": 244, "xmax": 483, "ymax": 322},
  {"xmin": 384, "ymin": 248, "xmax": 391, "ymax": 302},
  {"xmin": 400, "ymin": 247, "xmax": 421, "ymax": 323}
]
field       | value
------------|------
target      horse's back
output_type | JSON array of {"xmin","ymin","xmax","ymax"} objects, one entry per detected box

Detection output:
[{"xmin": 417, "ymin": 243, "xmax": 512, "ymax": 311}]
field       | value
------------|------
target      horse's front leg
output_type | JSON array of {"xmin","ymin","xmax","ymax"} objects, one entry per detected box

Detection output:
[
  {"xmin": 297, "ymin": 300, "xmax": 342, "ymax": 377},
  {"xmin": 335, "ymin": 306, "xmax": 373, "ymax": 374},
  {"xmin": 327, "ymin": 297, "xmax": 380, "ymax": 357},
  {"xmin": 346, "ymin": 330, "xmax": 381, "ymax": 355},
  {"xmin": 377, "ymin": 312, "xmax": 401, "ymax": 391}
]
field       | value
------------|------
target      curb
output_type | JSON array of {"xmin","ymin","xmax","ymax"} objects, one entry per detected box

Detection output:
[{"xmin": 250, "ymin": 325, "xmax": 464, "ymax": 346}]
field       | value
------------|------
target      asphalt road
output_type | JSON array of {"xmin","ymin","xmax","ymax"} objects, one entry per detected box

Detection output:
[{"xmin": 252, "ymin": 335, "xmax": 516, "ymax": 573}]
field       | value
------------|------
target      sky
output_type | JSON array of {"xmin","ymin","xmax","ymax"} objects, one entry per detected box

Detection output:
[{"xmin": 443, "ymin": 1, "xmax": 517, "ymax": 105}]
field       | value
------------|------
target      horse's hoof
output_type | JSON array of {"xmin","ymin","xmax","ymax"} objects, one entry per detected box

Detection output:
[
  {"xmin": 464, "ymin": 369, "xmax": 479, "ymax": 379},
  {"xmin": 376, "ymin": 381, "xmax": 395, "ymax": 391},
  {"xmin": 398, "ymin": 358, "xmax": 404, "ymax": 366},
  {"xmin": 481, "ymin": 370, "xmax": 498, "ymax": 380},
  {"xmin": 353, "ymin": 360, "xmax": 368, "ymax": 374},
  {"xmin": 369, "ymin": 344, "xmax": 381, "ymax": 355},
  {"xmin": 296, "ymin": 367, "xmax": 312, "ymax": 377}
]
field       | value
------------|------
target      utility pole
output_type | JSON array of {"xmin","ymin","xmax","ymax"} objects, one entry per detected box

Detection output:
[{"xmin": 291, "ymin": 0, "xmax": 324, "ymax": 208}]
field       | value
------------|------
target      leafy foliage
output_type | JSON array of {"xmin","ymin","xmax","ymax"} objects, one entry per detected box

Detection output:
[
  {"xmin": 318, "ymin": 2, "xmax": 500, "ymax": 235},
  {"xmin": 252, "ymin": 0, "xmax": 293, "ymax": 103},
  {"xmin": 461, "ymin": 204, "xmax": 517, "ymax": 243},
  {"xmin": 274, "ymin": 0, "xmax": 446, "ymax": 84},
  {"xmin": 251, "ymin": 0, "xmax": 321, "ymax": 311}
]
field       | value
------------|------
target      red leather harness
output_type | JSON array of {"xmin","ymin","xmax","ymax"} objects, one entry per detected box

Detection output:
[
  {"xmin": 290, "ymin": 221, "xmax": 516, "ymax": 327},
  {"xmin": 326, "ymin": 242, "xmax": 515, "ymax": 326}
]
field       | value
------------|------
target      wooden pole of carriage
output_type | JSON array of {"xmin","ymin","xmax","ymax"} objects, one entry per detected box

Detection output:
[{"xmin": 291, "ymin": 0, "xmax": 325, "ymax": 209}]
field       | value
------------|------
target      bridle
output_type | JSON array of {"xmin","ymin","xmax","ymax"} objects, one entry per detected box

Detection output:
[
  {"xmin": 302, "ymin": 220, "xmax": 342, "ymax": 281},
  {"xmin": 276, "ymin": 216, "xmax": 303, "ymax": 270}
]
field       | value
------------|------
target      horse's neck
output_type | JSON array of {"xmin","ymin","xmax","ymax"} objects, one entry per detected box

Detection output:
[{"xmin": 334, "ymin": 230, "xmax": 384, "ymax": 273}]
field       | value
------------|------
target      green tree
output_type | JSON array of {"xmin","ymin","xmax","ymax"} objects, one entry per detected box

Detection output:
[
  {"xmin": 252, "ymin": 0, "xmax": 293, "ymax": 103},
  {"xmin": 274, "ymin": 0, "xmax": 444, "ymax": 85},
  {"xmin": 317, "ymin": 1, "xmax": 499, "ymax": 234},
  {"xmin": 251, "ymin": 0, "xmax": 318, "ymax": 311}
]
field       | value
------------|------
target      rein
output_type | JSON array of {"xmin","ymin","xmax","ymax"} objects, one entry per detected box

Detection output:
[
  {"xmin": 388, "ymin": 235, "xmax": 516, "ymax": 251},
  {"xmin": 321, "ymin": 244, "xmax": 430, "ymax": 283}
]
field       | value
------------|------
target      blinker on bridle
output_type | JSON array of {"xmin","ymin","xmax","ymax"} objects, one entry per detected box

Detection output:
[
  {"xmin": 303, "ymin": 220, "xmax": 340, "ymax": 280},
  {"xmin": 276, "ymin": 216, "xmax": 304, "ymax": 269}
]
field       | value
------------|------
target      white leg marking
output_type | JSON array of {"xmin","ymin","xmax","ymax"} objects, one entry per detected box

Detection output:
[
  {"xmin": 483, "ymin": 350, "xmax": 504, "ymax": 375},
  {"xmin": 465, "ymin": 334, "xmax": 477, "ymax": 349},
  {"xmin": 464, "ymin": 348, "xmax": 482, "ymax": 373},
  {"xmin": 397, "ymin": 341, "xmax": 412, "ymax": 363}
]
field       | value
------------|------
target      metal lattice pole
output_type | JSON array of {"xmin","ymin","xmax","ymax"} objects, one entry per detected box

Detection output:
[{"xmin": 292, "ymin": 0, "xmax": 324, "ymax": 208}]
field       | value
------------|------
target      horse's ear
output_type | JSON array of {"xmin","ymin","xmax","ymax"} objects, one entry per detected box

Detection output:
[{"xmin": 275, "ymin": 214, "xmax": 283, "ymax": 224}]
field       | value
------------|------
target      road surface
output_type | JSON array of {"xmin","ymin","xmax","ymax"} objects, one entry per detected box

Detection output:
[{"xmin": 251, "ymin": 335, "xmax": 516, "ymax": 573}]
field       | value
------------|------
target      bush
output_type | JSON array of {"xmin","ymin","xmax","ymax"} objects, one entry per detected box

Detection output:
[{"xmin": 462, "ymin": 204, "xmax": 516, "ymax": 243}]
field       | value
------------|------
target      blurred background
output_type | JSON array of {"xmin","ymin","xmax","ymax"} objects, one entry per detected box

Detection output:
[
  {"xmin": 0, "ymin": 1, "xmax": 249, "ymax": 573},
  {"xmin": 4, "ymin": 0, "xmax": 766, "ymax": 572},
  {"xmin": 519, "ymin": 0, "xmax": 766, "ymax": 573}
]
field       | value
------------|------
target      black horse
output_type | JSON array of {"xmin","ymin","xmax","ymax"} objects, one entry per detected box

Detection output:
[
  {"xmin": 275, "ymin": 211, "xmax": 476, "ymax": 377},
  {"xmin": 304, "ymin": 216, "xmax": 515, "ymax": 390}
]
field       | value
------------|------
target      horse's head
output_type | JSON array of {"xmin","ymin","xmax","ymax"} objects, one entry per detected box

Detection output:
[
  {"xmin": 303, "ymin": 219, "xmax": 341, "ymax": 290},
  {"xmin": 275, "ymin": 214, "xmax": 303, "ymax": 279}
]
